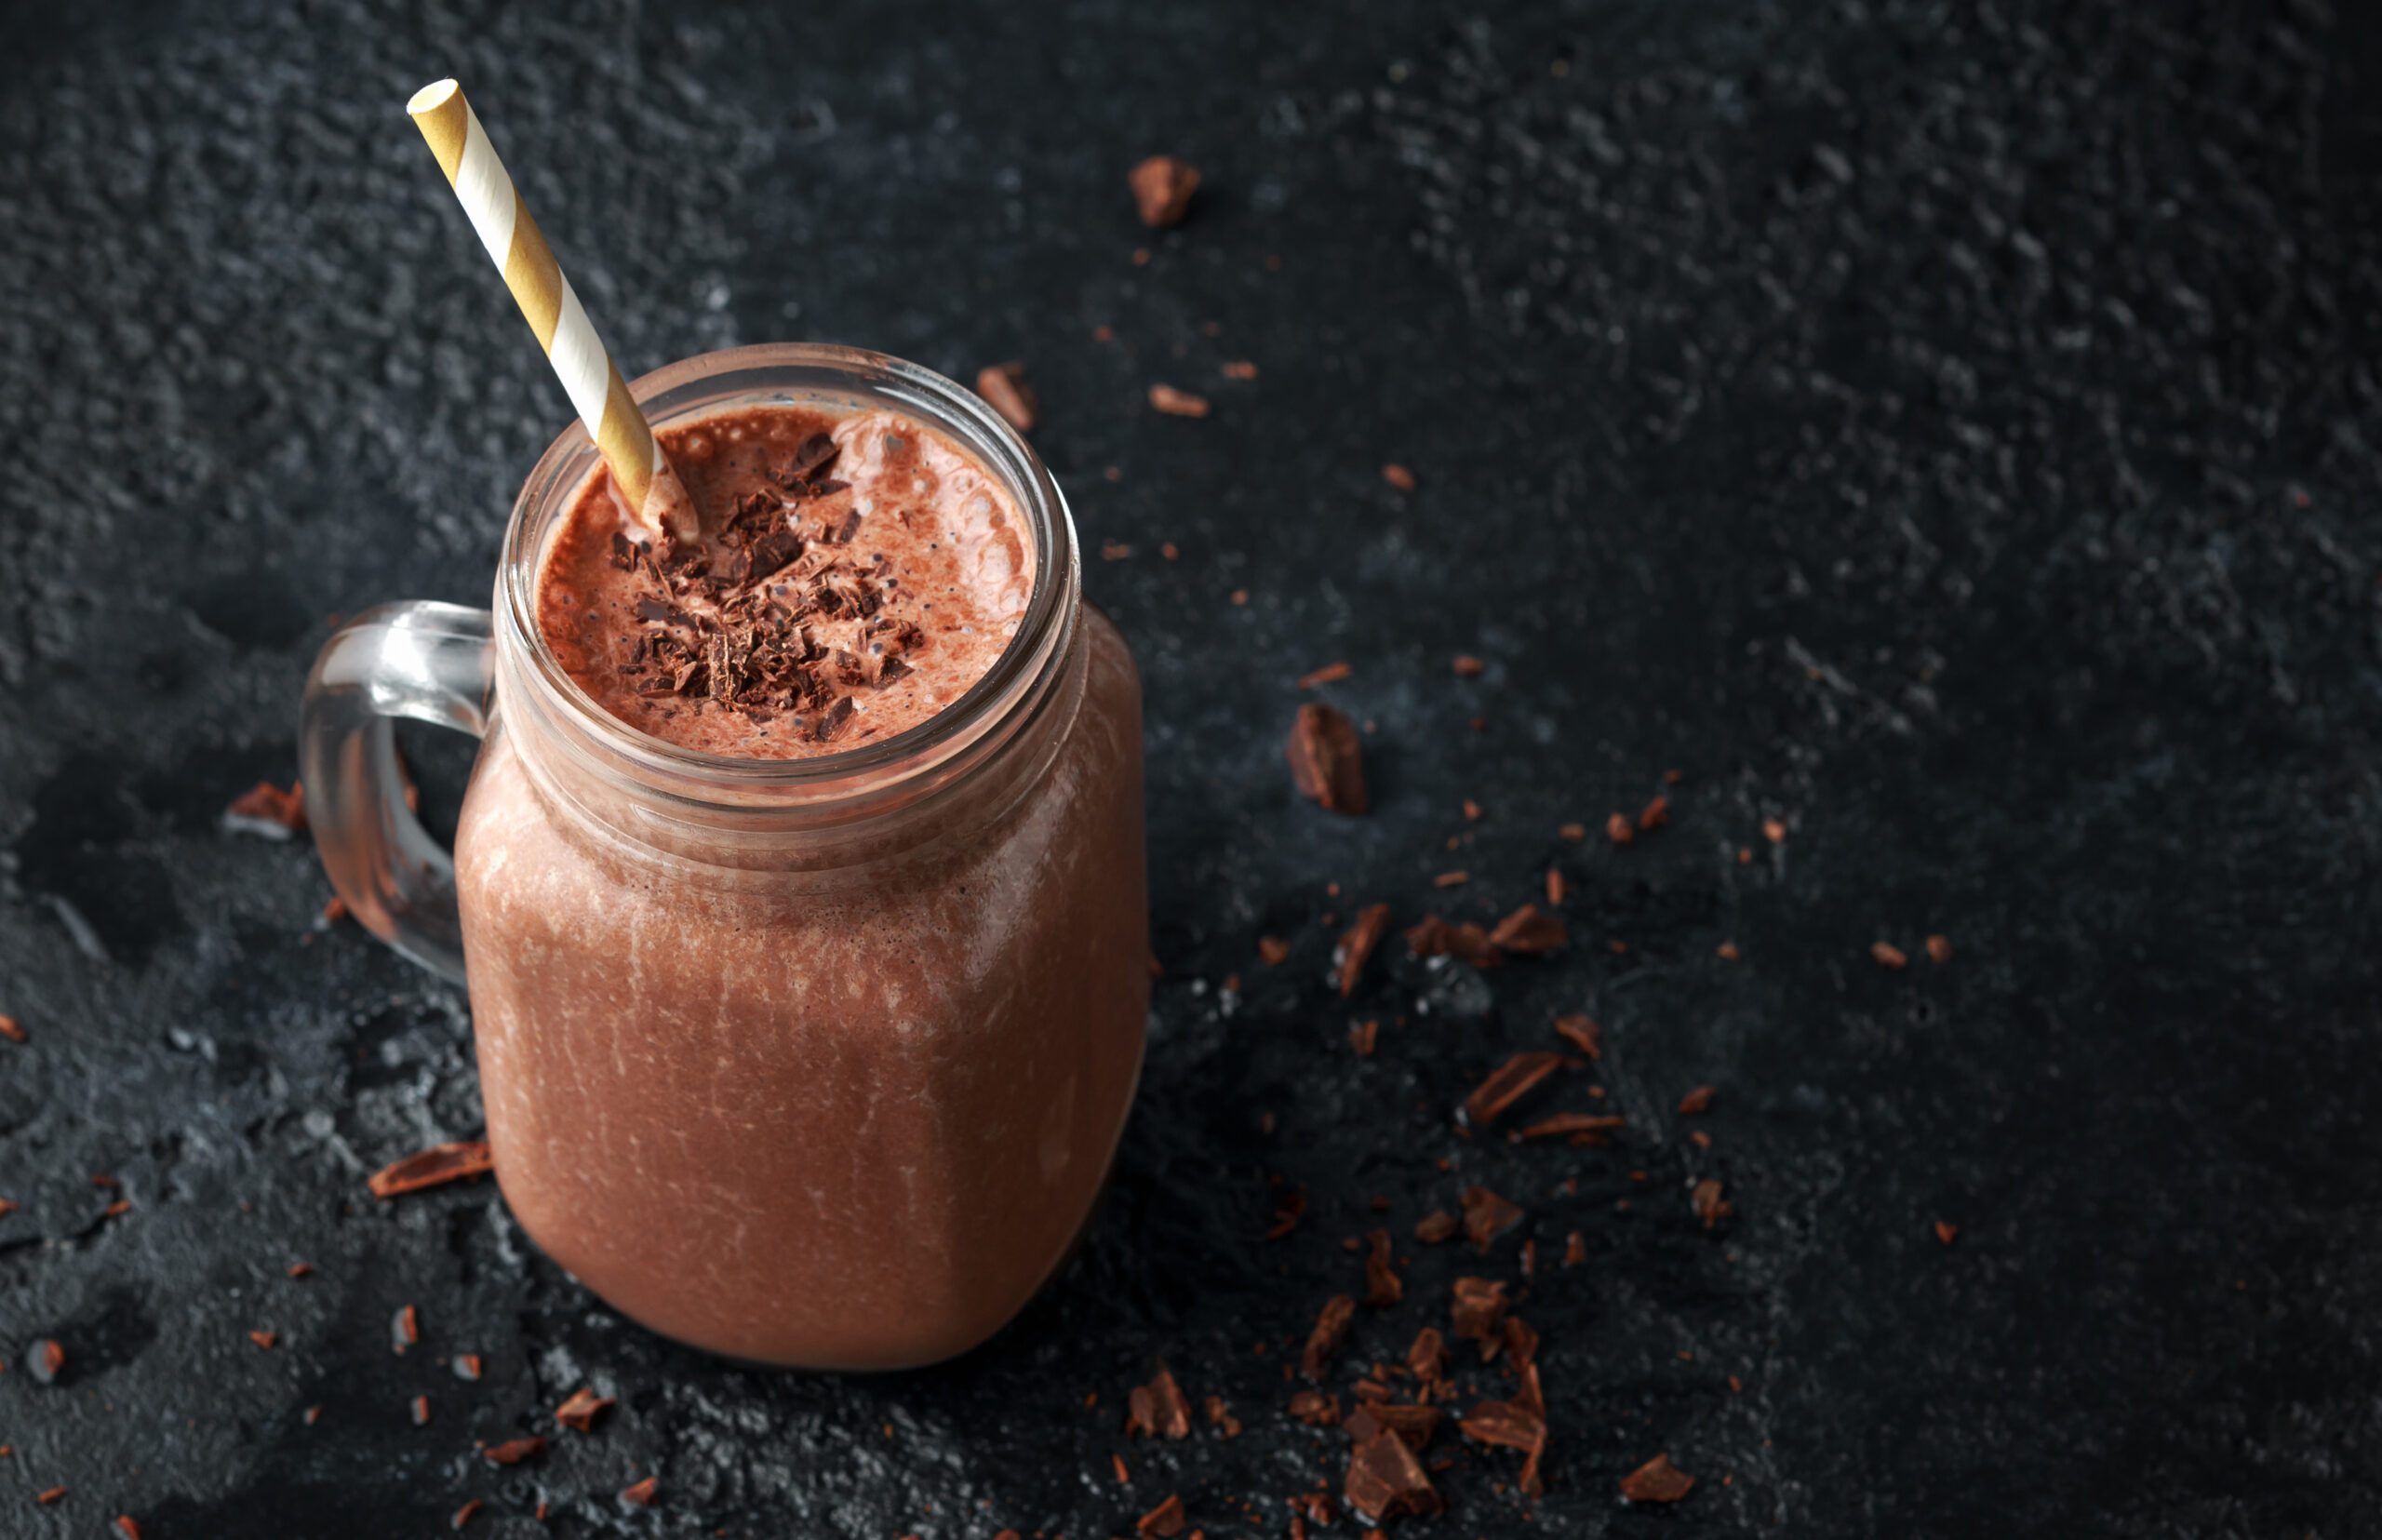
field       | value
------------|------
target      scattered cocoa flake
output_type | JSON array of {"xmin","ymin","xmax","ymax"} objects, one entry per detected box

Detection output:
[
  {"xmin": 35, "ymin": 1487, "xmax": 66, "ymax": 1507},
  {"xmin": 1489, "ymin": 904, "xmax": 1567, "ymax": 956},
  {"xmin": 1289, "ymin": 1390, "xmax": 1341, "ymax": 1426},
  {"xmin": 1926, "ymin": 933, "xmax": 1954, "ymax": 965},
  {"xmin": 974, "ymin": 362, "xmax": 1038, "ymax": 432},
  {"xmin": 248, "ymin": 1330, "xmax": 277, "ymax": 1350},
  {"xmin": 1502, "ymin": 1315, "xmax": 1539, "ymax": 1370},
  {"xmin": 1638, "ymin": 796, "xmax": 1670, "ymax": 831},
  {"xmin": 1102, "ymin": 541, "xmax": 1136, "ymax": 561},
  {"xmin": 451, "ymin": 1498, "xmax": 483, "ymax": 1530},
  {"xmin": 1258, "ymin": 935, "xmax": 1291, "ymax": 967},
  {"xmin": 1761, "ymin": 816, "xmax": 1787, "ymax": 844},
  {"xmin": 1381, "ymin": 463, "xmax": 1417, "ymax": 491},
  {"xmin": 1204, "ymin": 1395, "xmax": 1242, "ymax": 1438},
  {"xmin": 116, "ymin": 1518, "xmax": 142, "ymax": 1540},
  {"xmin": 1148, "ymin": 383, "xmax": 1211, "ymax": 418},
  {"xmin": 394, "ymin": 1304, "xmax": 420, "ymax": 1354},
  {"xmin": 1302, "ymin": 1295, "xmax": 1357, "ymax": 1378},
  {"xmin": 1515, "ymin": 1111, "xmax": 1626, "ymax": 1144},
  {"xmin": 320, "ymin": 894, "xmax": 350, "ymax": 925},
  {"xmin": 0, "ymin": 1014, "xmax": 21, "ymax": 1043},
  {"xmin": 367, "ymin": 1140, "xmax": 494, "ymax": 1199},
  {"xmin": 1267, "ymin": 1187, "xmax": 1307, "ymax": 1240},
  {"xmin": 102, "ymin": 1199, "xmax": 131, "ymax": 1218},
  {"xmin": 1221, "ymin": 359, "xmax": 1259, "ymax": 381},
  {"xmin": 1297, "ymin": 661, "xmax": 1353, "ymax": 690},
  {"xmin": 303, "ymin": 1406, "xmax": 321, "ymax": 1426},
  {"xmin": 1345, "ymin": 1429, "xmax": 1441, "ymax": 1522},
  {"xmin": 483, "ymin": 1436, "xmax": 546, "ymax": 1466},
  {"xmin": 1414, "ymin": 1210, "xmax": 1459, "ymax": 1245},
  {"xmin": 621, "ymin": 1476, "xmax": 659, "ymax": 1507},
  {"xmin": 1230, "ymin": 588, "xmax": 1249, "ymax": 606},
  {"xmin": 1678, "ymin": 1085, "xmax": 1717, "ymax": 1117},
  {"xmin": 1126, "ymin": 1367, "xmax": 1194, "ymax": 1440},
  {"xmin": 32, "ymin": 1338, "xmax": 63, "ymax": 1383},
  {"xmin": 1604, "ymin": 812, "xmax": 1634, "ymax": 845},
  {"xmin": 1459, "ymin": 1398, "xmax": 1544, "ymax": 1453},
  {"xmin": 1689, "ymin": 1130, "xmax": 1713, "ymax": 1149},
  {"xmin": 555, "ymin": 1386, "xmax": 615, "ymax": 1432},
  {"xmin": 409, "ymin": 1395, "xmax": 432, "ymax": 1426},
  {"xmin": 1136, "ymin": 1493, "xmax": 1188, "ymax": 1537},
  {"xmin": 454, "ymin": 1353, "xmax": 482, "ymax": 1381},
  {"xmin": 1460, "ymin": 1185, "xmax": 1524, "ymax": 1251},
  {"xmin": 1552, "ymin": 1013, "xmax": 1601, "ymax": 1059},
  {"xmin": 1159, "ymin": 541, "xmax": 1181, "ymax": 560},
  {"xmin": 1406, "ymin": 1326, "xmax": 1447, "ymax": 1386},
  {"xmin": 1545, "ymin": 867, "xmax": 1566, "ymax": 904},
  {"xmin": 1450, "ymin": 1278, "xmax": 1508, "ymax": 1345},
  {"xmin": 1563, "ymin": 1231, "xmax": 1587, "ymax": 1267},
  {"xmin": 1557, "ymin": 820, "xmax": 1586, "ymax": 840},
  {"xmin": 1129, "ymin": 154, "xmax": 1200, "ymax": 227},
  {"xmin": 1403, "ymin": 916, "xmax": 1502, "ymax": 968},
  {"xmin": 1113, "ymin": 1453, "xmax": 1132, "ymax": 1484},
  {"xmin": 1349, "ymin": 1019, "xmax": 1379, "ymax": 1056},
  {"xmin": 1692, "ymin": 1178, "xmax": 1732, "ymax": 1228},
  {"xmin": 1870, "ymin": 940, "xmax": 1910, "ymax": 971},
  {"xmin": 1934, "ymin": 1220, "xmax": 1960, "ymax": 1246},
  {"xmin": 1463, "ymin": 1051, "xmax": 1566, "ymax": 1127},
  {"xmin": 1716, "ymin": 942, "xmax": 1741, "ymax": 961},
  {"xmin": 1728, "ymin": 1374, "xmax": 1745, "ymax": 1393},
  {"xmin": 1286, "ymin": 703, "xmax": 1367, "ymax": 814},
  {"xmin": 1431, "ymin": 870, "xmax": 1469, "ymax": 890},
  {"xmin": 284, "ymin": 1259, "xmax": 314, "ymax": 1280},
  {"xmin": 1362, "ymin": 1229, "xmax": 1403, "ymax": 1308},
  {"xmin": 225, "ymin": 779, "xmax": 306, "ymax": 836},
  {"xmin": 1620, "ymin": 1453, "xmax": 1695, "ymax": 1504}
]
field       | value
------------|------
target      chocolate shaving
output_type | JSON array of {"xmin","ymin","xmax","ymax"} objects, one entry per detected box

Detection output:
[
  {"xmin": 1129, "ymin": 154, "xmax": 1200, "ymax": 227},
  {"xmin": 1136, "ymin": 1494, "xmax": 1187, "ymax": 1537},
  {"xmin": 555, "ymin": 1387, "xmax": 614, "ymax": 1432},
  {"xmin": 621, "ymin": 1476, "xmax": 659, "ymax": 1507},
  {"xmin": 1515, "ymin": 1112, "xmax": 1626, "ymax": 1145},
  {"xmin": 1501, "ymin": 1315, "xmax": 1539, "ymax": 1370},
  {"xmin": 1336, "ymin": 904, "xmax": 1392, "ymax": 997},
  {"xmin": 1459, "ymin": 1185, "xmax": 1524, "ymax": 1251},
  {"xmin": 367, "ymin": 1141, "xmax": 492, "ymax": 1199},
  {"xmin": 483, "ymin": 1436, "xmax": 545, "ymax": 1466},
  {"xmin": 1463, "ymin": 1051, "xmax": 1566, "ymax": 1127},
  {"xmin": 1362, "ymin": 1229, "xmax": 1403, "ymax": 1307},
  {"xmin": 975, "ymin": 362, "xmax": 1038, "ymax": 432},
  {"xmin": 1302, "ymin": 1294, "xmax": 1357, "ymax": 1378},
  {"xmin": 1148, "ymin": 383, "xmax": 1211, "ymax": 418},
  {"xmin": 1552, "ymin": 1013, "xmax": 1601, "ymax": 1059},
  {"xmin": 1619, "ymin": 1453, "xmax": 1695, "ymax": 1504},
  {"xmin": 1126, "ymin": 1366, "xmax": 1193, "ymax": 1440},
  {"xmin": 1286, "ymin": 703, "xmax": 1367, "ymax": 814},
  {"xmin": 1488, "ymin": 904, "xmax": 1568, "ymax": 956},
  {"xmin": 1403, "ymin": 916, "xmax": 1502, "ymax": 969},
  {"xmin": 1345, "ymin": 1429, "xmax": 1441, "ymax": 1521}
]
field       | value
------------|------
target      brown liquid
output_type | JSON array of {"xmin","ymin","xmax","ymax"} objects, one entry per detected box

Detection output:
[
  {"xmin": 539, "ymin": 403, "xmax": 1032, "ymax": 757},
  {"xmin": 452, "ymin": 397, "xmax": 1148, "ymax": 1369}
]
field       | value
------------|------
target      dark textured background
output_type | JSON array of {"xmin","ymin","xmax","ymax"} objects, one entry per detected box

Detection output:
[{"xmin": 4, "ymin": 0, "xmax": 2380, "ymax": 1534}]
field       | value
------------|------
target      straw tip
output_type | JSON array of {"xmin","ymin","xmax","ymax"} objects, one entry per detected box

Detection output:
[{"xmin": 407, "ymin": 78, "xmax": 461, "ymax": 117}]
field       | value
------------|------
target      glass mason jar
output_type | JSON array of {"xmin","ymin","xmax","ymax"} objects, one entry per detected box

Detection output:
[{"xmin": 301, "ymin": 344, "xmax": 1148, "ymax": 1370}]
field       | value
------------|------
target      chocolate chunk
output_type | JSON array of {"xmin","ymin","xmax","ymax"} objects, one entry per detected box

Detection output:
[
  {"xmin": 1336, "ymin": 904, "xmax": 1392, "ymax": 998},
  {"xmin": 1125, "ymin": 1366, "xmax": 1193, "ymax": 1440},
  {"xmin": 1619, "ymin": 1453, "xmax": 1695, "ymax": 1504},
  {"xmin": 1461, "ymin": 1185, "xmax": 1523, "ymax": 1251},
  {"xmin": 1403, "ymin": 916, "xmax": 1502, "ymax": 968},
  {"xmin": 1344, "ymin": 1429, "xmax": 1440, "ymax": 1522},
  {"xmin": 814, "ymin": 696, "xmax": 856, "ymax": 742},
  {"xmin": 366, "ymin": 1141, "xmax": 492, "ymax": 1199},
  {"xmin": 1128, "ymin": 154, "xmax": 1200, "ymax": 228},
  {"xmin": 1488, "ymin": 904, "xmax": 1567, "ymax": 956},
  {"xmin": 1302, "ymin": 1294, "xmax": 1357, "ymax": 1378},
  {"xmin": 1346, "ymin": 1401, "xmax": 1442, "ymax": 1452},
  {"xmin": 780, "ymin": 433, "xmax": 840, "ymax": 486},
  {"xmin": 1286, "ymin": 703, "xmax": 1367, "ymax": 814},
  {"xmin": 975, "ymin": 362, "xmax": 1038, "ymax": 432},
  {"xmin": 1449, "ymin": 1278, "xmax": 1507, "ymax": 1346},
  {"xmin": 1362, "ymin": 1228, "xmax": 1402, "ymax": 1307},
  {"xmin": 1458, "ymin": 1398, "xmax": 1543, "ymax": 1453},
  {"xmin": 1462, "ymin": 1051, "xmax": 1566, "ymax": 1127}
]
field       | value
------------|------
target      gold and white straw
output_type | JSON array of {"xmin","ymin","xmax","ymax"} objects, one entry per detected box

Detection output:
[{"xmin": 406, "ymin": 79, "xmax": 699, "ymax": 543}]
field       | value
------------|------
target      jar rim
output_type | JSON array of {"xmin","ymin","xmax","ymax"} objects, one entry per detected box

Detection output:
[{"xmin": 492, "ymin": 343, "xmax": 1080, "ymax": 811}]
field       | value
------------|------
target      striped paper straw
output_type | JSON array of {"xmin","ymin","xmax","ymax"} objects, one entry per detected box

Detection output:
[{"xmin": 406, "ymin": 79, "xmax": 699, "ymax": 544}]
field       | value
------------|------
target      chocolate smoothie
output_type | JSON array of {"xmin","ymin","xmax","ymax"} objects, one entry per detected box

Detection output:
[{"xmin": 450, "ymin": 383, "xmax": 1147, "ymax": 1370}]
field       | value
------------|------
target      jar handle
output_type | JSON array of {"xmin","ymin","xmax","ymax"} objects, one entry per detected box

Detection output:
[{"xmin": 300, "ymin": 601, "xmax": 493, "ymax": 984}]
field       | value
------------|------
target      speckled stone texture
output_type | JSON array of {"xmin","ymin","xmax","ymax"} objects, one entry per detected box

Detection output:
[{"xmin": 4, "ymin": 0, "xmax": 2378, "ymax": 1534}]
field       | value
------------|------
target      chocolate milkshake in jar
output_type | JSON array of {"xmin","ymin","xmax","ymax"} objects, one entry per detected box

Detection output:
[{"xmin": 301, "ymin": 344, "xmax": 1148, "ymax": 1369}]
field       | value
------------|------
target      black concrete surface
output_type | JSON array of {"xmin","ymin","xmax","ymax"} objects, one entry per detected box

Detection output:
[{"xmin": 5, "ymin": 0, "xmax": 2380, "ymax": 1534}]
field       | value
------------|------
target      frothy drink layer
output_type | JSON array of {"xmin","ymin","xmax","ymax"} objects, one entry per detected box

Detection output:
[{"xmin": 537, "ymin": 402, "xmax": 1033, "ymax": 757}]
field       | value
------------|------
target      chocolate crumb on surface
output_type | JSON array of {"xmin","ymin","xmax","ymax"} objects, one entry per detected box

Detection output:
[
  {"xmin": 0, "ymin": 1014, "xmax": 22, "ymax": 1044},
  {"xmin": 1927, "ymin": 933, "xmax": 1954, "ymax": 964},
  {"xmin": 1414, "ymin": 1210, "xmax": 1460, "ymax": 1245},
  {"xmin": 1148, "ymin": 383, "xmax": 1211, "ymax": 418},
  {"xmin": 224, "ymin": 779, "xmax": 306, "ymax": 837},
  {"xmin": 1302, "ymin": 1295, "xmax": 1358, "ymax": 1378},
  {"xmin": 1336, "ymin": 904, "xmax": 1393, "ymax": 997},
  {"xmin": 1693, "ymin": 1177, "xmax": 1733, "ymax": 1228},
  {"xmin": 1381, "ymin": 463, "xmax": 1417, "ymax": 491},
  {"xmin": 973, "ymin": 362, "xmax": 1038, "ymax": 432},
  {"xmin": 35, "ymin": 1487, "xmax": 66, "ymax": 1507},
  {"xmin": 1286, "ymin": 703, "xmax": 1367, "ymax": 814},
  {"xmin": 1679, "ymin": 1085, "xmax": 1718, "ymax": 1116},
  {"xmin": 32, "ymin": 1338, "xmax": 63, "ymax": 1384},
  {"xmin": 1459, "ymin": 1185, "xmax": 1524, "ymax": 1251},
  {"xmin": 1872, "ymin": 940, "xmax": 1909, "ymax": 970},
  {"xmin": 1136, "ymin": 1493, "xmax": 1188, "ymax": 1536},
  {"xmin": 1126, "ymin": 1366, "xmax": 1194, "ymax": 1440},
  {"xmin": 1463, "ymin": 1051, "xmax": 1566, "ymax": 1127},
  {"xmin": 1552, "ymin": 1013, "xmax": 1601, "ymax": 1059},
  {"xmin": 1488, "ymin": 904, "xmax": 1566, "ymax": 956},
  {"xmin": 1619, "ymin": 1453, "xmax": 1696, "ymax": 1504},
  {"xmin": 1450, "ymin": 1278, "xmax": 1508, "ymax": 1347},
  {"xmin": 1221, "ymin": 359, "xmax": 1259, "ymax": 381},
  {"xmin": 555, "ymin": 1387, "xmax": 614, "ymax": 1431},
  {"xmin": 450, "ymin": 1498, "xmax": 482, "ymax": 1530},
  {"xmin": 1362, "ymin": 1229, "xmax": 1403, "ymax": 1307},
  {"xmin": 1935, "ymin": 1220, "xmax": 1960, "ymax": 1246},
  {"xmin": 367, "ymin": 1141, "xmax": 493, "ymax": 1199},
  {"xmin": 483, "ymin": 1436, "xmax": 545, "ymax": 1466},
  {"xmin": 1129, "ymin": 154, "xmax": 1200, "ymax": 227},
  {"xmin": 621, "ymin": 1476, "xmax": 659, "ymax": 1507}
]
